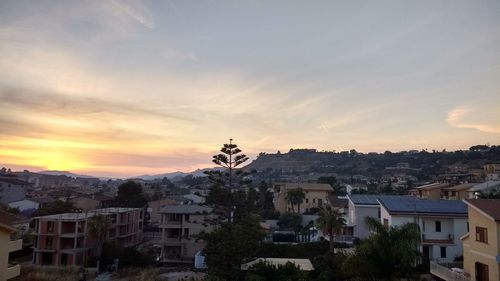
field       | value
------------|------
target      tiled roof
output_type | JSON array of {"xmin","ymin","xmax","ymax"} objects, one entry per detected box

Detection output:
[
  {"xmin": 378, "ymin": 197, "xmax": 467, "ymax": 216},
  {"xmin": 464, "ymin": 199, "xmax": 500, "ymax": 221}
]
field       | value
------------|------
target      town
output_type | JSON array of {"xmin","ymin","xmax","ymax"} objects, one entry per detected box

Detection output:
[{"xmin": 1, "ymin": 143, "xmax": 499, "ymax": 281}]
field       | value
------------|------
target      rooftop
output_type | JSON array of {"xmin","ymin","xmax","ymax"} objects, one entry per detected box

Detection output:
[
  {"xmin": 160, "ymin": 204, "xmax": 213, "ymax": 214},
  {"xmin": 35, "ymin": 207, "xmax": 141, "ymax": 220},
  {"xmin": 444, "ymin": 183, "xmax": 474, "ymax": 191},
  {"xmin": 348, "ymin": 194, "xmax": 414, "ymax": 205},
  {"xmin": 414, "ymin": 182, "xmax": 449, "ymax": 191},
  {"xmin": 464, "ymin": 199, "xmax": 500, "ymax": 221},
  {"xmin": 378, "ymin": 197, "xmax": 467, "ymax": 216},
  {"xmin": 0, "ymin": 176, "xmax": 31, "ymax": 186},
  {"xmin": 469, "ymin": 180, "xmax": 500, "ymax": 192},
  {"xmin": 241, "ymin": 258, "xmax": 314, "ymax": 271}
]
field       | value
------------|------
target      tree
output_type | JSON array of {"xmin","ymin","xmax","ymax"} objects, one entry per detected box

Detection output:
[
  {"xmin": 205, "ymin": 139, "xmax": 251, "ymax": 222},
  {"xmin": 244, "ymin": 261, "xmax": 308, "ymax": 281},
  {"xmin": 317, "ymin": 177, "xmax": 345, "ymax": 196},
  {"xmin": 201, "ymin": 214, "xmax": 265, "ymax": 280},
  {"xmin": 115, "ymin": 181, "xmax": 148, "ymax": 208},
  {"xmin": 344, "ymin": 217, "xmax": 421, "ymax": 280},
  {"xmin": 34, "ymin": 200, "xmax": 74, "ymax": 216},
  {"xmin": 207, "ymin": 138, "xmax": 249, "ymax": 191},
  {"xmin": 316, "ymin": 206, "xmax": 346, "ymax": 253},
  {"xmin": 87, "ymin": 214, "xmax": 110, "ymax": 259},
  {"xmin": 285, "ymin": 188, "xmax": 305, "ymax": 213},
  {"xmin": 277, "ymin": 213, "xmax": 303, "ymax": 232}
]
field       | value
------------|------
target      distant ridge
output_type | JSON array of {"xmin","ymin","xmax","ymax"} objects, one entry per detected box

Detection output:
[
  {"xmin": 38, "ymin": 170, "xmax": 96, "ymax": 178},
  {"xmin": 134, "ymin": 167, "xmax": 225, "ymax": 180}
]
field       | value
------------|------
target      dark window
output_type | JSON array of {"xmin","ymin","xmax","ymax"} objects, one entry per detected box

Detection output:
[
  {"xmin": 476, "ymin": 227, "xmax": 488, "ymax": 243},
  {"xmin": 46, "ymin": 237, "xmax": 53, "ymax": 248},
  {"xmin": 383, "ymin": 219, "xmax": 389, "ymax": 227},
  {"xmin": 422, "ymin": 221, "xmax": 426, "ymax": 232},
  {"xmin": 435, "ymin": 221, "xmax": 441, "ymax": 232},
  {"xmin": 440, "ymin": 246, "xmax": 446, "ymax": 258},
  {"xmin": 47, "ymin": 221, "xmax": 54, "ymax": 233}
]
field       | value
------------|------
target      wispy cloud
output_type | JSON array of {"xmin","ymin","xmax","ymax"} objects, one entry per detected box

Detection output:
[
  {"xmin": 107, "ymin": 0, "xmax": 155, "ymax": 29},
  {"xmin": 447, "ymin": 105, "xmax": 500, "ymax": 133}
]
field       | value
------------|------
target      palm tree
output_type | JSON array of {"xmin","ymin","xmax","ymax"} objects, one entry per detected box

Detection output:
[
  {"xmin": 87, "ymin": 214, "xmax": 110, "ymax": 258},
  {"xmin": 316, "ymin": 206, "xmax": 346, "ymax": 252},
  {"xmin": 285, "ymin": 188, "xmax": 305, "ymax": 213},
  {"xmin": 346, "ymin": 217, "xmax": 421, "ymax": 280}
]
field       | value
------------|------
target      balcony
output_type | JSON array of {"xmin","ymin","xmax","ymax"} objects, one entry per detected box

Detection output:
[
  {"xmin": 8, "ymin": 239, "xmax": 22, "ymax": 253},
  {"xmin": 430, "ymin": 261, "xmax": 469, "ymax": 281},
  {"xmin": 6, "ymin": 264, "xmax": 21, "ymax": 280}
]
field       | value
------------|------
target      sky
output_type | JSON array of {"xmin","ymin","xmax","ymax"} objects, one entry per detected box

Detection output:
[{"xmin": 0, "ymin": 0, "xmax": 499, "ymax": 178}]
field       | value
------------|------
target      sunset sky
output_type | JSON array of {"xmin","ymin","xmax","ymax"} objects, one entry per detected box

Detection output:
[{"xmin": 1, "ymin": 0, "xmax": 499, "ymax": 178}]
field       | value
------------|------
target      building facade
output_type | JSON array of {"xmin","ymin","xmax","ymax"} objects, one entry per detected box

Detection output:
[
  {"xmin": 273, "ymin": 183, "xmax": 333, "ymax": 214},
  {"xmin": 33, "ymin": 208, "xmax": 143, "ymax": 266},
  {"xmin": 0, "ymin": 211, "xmax": 23, "ymax": 281},
  {"xmin": 159, "ymin": 205, "xmax": 214, "ymax": 261},
  {"xmin": 462, "ymin": 199, "xmax": 500, "ymax": 281},
  {"xmin": 0, "ymin": 177, "xmax": 30, "ymax": 205},
  {"xmin": 378, "ymin": 197, "xmax": 468, "ymax": 263}
]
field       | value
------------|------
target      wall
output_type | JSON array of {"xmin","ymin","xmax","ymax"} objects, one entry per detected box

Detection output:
[{"xmin": 0, "ymin": 183, "xmax": 26, "ymax": 204}]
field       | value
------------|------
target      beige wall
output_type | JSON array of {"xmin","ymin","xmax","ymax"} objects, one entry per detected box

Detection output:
[
  {"xmin": 71, "ymin": 197, "xmax": 99, "ymax": 211},
  {"xmin": 0, "ymin": 225, "xmax": 21, "ymax": 281},
  {"xmin": 463, "ymin": 206, "xmax": 499, "ymax": 281},
  {"xmin": 274, "ymin": 185, "xmax": 330, "ymax": 214}
]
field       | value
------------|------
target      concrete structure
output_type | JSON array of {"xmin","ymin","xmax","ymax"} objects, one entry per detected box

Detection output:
[
  {"xmin": 0, "ymin": 177, "xmax": 29, "ymax": 204},
  {"xmin": 159, "ymin": 205, "xmax": 214, "ymax": 261},
  {"xmin": 8, "ymin": 199, "xmax": 40, "ymax": 212},
  {"xmin": 33, "ymin": 208, "xmax": 143, "ymax": 266},
  {"xmin": 241, "ymin": 258, "xmax": 314, "ymax": 271},
  {"xmin": 378, "ymin": 197, "xmax": 468, "ymax": 263},
  {"xmin": 273, "ymin": 182, "xmax": 332, "ymax": 214},
  {"xmin": 409, "ymin": 182, "xmax": 449, "ymax": 200},
  {"xmin": 441, "ymin": 183, "xmax": 474, "ymax": 200},
  {"xmin": 462, "ymin": 199, "xmax": 500, "ymax": 281},
  {"xmin": 0, "ymin": 211, "xmax": 23, "ymax": 281}
]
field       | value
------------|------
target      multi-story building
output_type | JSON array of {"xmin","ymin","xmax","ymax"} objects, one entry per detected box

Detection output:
[
  {"xmin": 32, "ymin": 208, "xmax": 143, "ymax": 266},
  {"xmin": 484, "ymin": 164, "xmax": 500, "ymax": 180},
  {"xmin": 409, "ymin": 183, "xmax": 450, "ymax": 200},
  {"xmin": 0, "ymin": 176, "xmax": 30, "ymax": 205},
  {"xmin": 0, "ymin": 211, "xmax": 23, "ymax": 281},
  {"xmin": 378, "ymin": 197, "xmax": 468, "ymax": 263},
  {"xmin": 159, "ymin": 205, "xmax": 214, "ymax": 261},
  {"xmin": 273, "ymin": 183, "xmax": 333, "ymax": 214},
  {"xmin": 467, "ymin": 181, "xmax": 500, "ymax": 199},
  {"xmin": 462, "ymin": 199, "xmax": 500, "ymax": 281},
  {"xmin": 441, "ymin": 183, "xmax": 474, "ymax": 200}
]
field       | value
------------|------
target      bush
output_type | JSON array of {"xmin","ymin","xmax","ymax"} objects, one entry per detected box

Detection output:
[{"xmin": 255, "ymin": 241, "xmax": 332, "ymax": 261}]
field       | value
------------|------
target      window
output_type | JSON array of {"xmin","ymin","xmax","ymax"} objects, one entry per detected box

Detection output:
[
  {"xmin": 383, "ymin": 218, "xmax": 389, "ymax": 227},
  {"xmin": 476, "ymin": 227, "xmax": 488, "ymax": 243},
  {"xmin": 46, "ymin": 237, "xmax": 53, "ymax": 248},
  {"xmin": 47, "ymin": 221, "xmax": 54, "ymax": 233},
  {"xmin": 305, "ymin": 198, "xmax": 309, "ymax": 203},
  {"xmin": 440, "ymin": 247, "xmax": 446, "ymax": 258},
  {"xmin": 313, "ymin": 198, "xmax": 316, "ymax": 203},
  {"xmin": 422, "ymin": 221, "xmax": 426, "ymax": 232},
  {"xmin": 435, "ymin": 221, "xmax": 441, "ymax": 232}
]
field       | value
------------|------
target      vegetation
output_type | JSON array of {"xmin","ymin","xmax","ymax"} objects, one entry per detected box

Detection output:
[
  {"xmin": 201, "ymin": 214, "xmax": 266, "ymax": 280},
  {"xmin": 87, "ymin": 214, "xmax": 110, "ymax": 258},
  {"xmin": 33, "ymin": 200, "xmax": 74, "ymax": 216},
  {"xmin": 277, "ymin": 213, "xmax": 303, "ymax": 232},
  {"xmin": 344, "ymin": 217, "xmax": 421, "ymax": 280},
  {"xmin": 244, "ymin": 261, "xmax": 308, "ymax": 281},
  {"xmin": 115, "ymin": 181, "xmax": 148, "ymax": 208},
  {"xmin": 317, "ymin": 176, "xmax": 345, "ymax": 195},
  {"xmin": 285, "ymin": 188, "xmax": 305, "ymax": 213},
  {"xmin": 316, "ymin": 206, "xmax": 346, "ymax": 253}
]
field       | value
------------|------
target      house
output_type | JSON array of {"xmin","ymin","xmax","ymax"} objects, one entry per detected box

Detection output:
[
  {"xmin": 0, "ymin": 211, "xmax": 23, "ymax": 281},
  {"xmin": 241, "ymin": 258, "xmax": 314, "ymax": 271},
  {"xmin": 159, "ymin": 205, "xmax": 214, "ymax": 261},
  {"xmin": 346, "ymin": 194, "xmax": 414, "ymax": 239},
  {"xmin": 462, "ymin": 199, "xmax": 500, "ymax": 281},
  {"xmin": 32, "ymin": 208, "xmax": 143, "ymax": 266},
  {"xmin": 409, "ymin": 183, "xmax": 450, "ymax": 200},
  {"xmin": 69, "ymin": 194, "xmax": 114, "ymax": 211},
  {"xmin": 8, "ymin": 199, "xmax": 40, "ymax": 212},
  {"xmin": 148, "ymin": 198, "xmax": 178, "ymax": 224},
  {"xmin": 484, "ymin": 164, "xmax": 500, "ymax": 180},
  {"xmin": 0, "ymin": 176, "xmax": 30, "ymax": 205},
  {"xmin": 377, "ymin": 197, "xmax": 468, "ymax": 263},
  {"xmin": 441, "ymin": 183, "xmax": 474, "ymax": 200},
  {"xmin": 273, "ymin": 182, "xmax": 333, "ymax": 214}
]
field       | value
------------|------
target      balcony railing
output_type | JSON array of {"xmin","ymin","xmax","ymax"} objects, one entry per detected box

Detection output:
[{"xmin": 430, "ymin": 261, "xmax": 469, "ymax": 281}]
